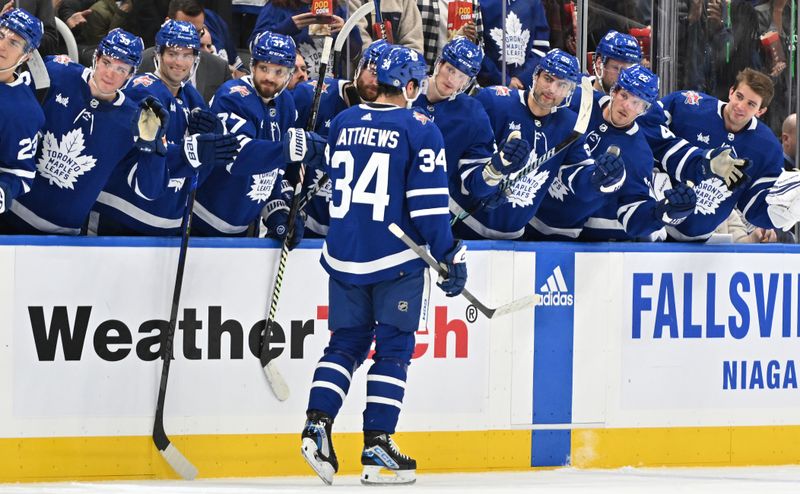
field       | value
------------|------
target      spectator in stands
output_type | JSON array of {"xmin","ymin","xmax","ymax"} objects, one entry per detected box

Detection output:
[
  {"xmin": 231, "ymin": 0, "xmax": 264, "ymax": 49},
  {"xmin": 783, "ymin": 113, "xmax": 797, "ymax": 170},
  {"xmin": 250, "ymin": 0, "xmax": 349, "ymax": 80},
  {"xmin": 199, "ymin": 24, "xmax": 214, "ymax": 53},
  {"xmin": 120, "ymin": 0, "xmax": 168, "ymax": 47},
  {"xmin": 346, "ymin": 0, "xmax": 423, "ymax": 65},
  {"xmin": 477, "ymin": 0, "xmax": 550, "ymax": 88},
  {"xmin": 55, "ymin": 0, "xmax": 93, "ymax": 44},
  {"xmin": 1, "ymin": 0, "xmax": 59, "ymax": 55},
  {"xmin": 81, "ymin": 0, "xmax": 131, "ymax": 45},
  {"xmin": 204, "ymin": 6, "xmax": 245, "ymax": 75},
  {"xmin": 138, "ymin": 0, "xmax": 231, "ymax": 102}
]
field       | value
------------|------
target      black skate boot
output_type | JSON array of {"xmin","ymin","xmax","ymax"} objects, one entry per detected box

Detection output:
[
  {"xmin": 300, "ymin": 410, "xmax": 338, "ymax": 485},
  {"xmin": 360, "ymin": 431, "xmax": 417, "ymax": 485}
]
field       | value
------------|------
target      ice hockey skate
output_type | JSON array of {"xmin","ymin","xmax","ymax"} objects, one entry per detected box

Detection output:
[
  {"xmin": 360, "ymin": 431, "xmax": 417, "ymax": 485},
  {"xmin": 300, "ymin": 411, "xmax": 338, "ymax": 485}
]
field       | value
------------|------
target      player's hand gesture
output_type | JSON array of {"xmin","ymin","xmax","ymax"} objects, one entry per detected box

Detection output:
[
  {"xmin": 703, "ymin": 146, "xmax": 749, "ymax": 189},
  {"xmin": 655, "ymin": 182, "xmax": 696, "ymax": 225},
  {"xmin": 134, "ymin": 96, "xmax": 169, "ymax": 156},
  {"xmin": 591, "ymin": 150, "xmax": 626, "ymax": 193},
  {"xmin": 187, "ymin": 108, "xmax": 223, "ymax": 135},
  {"xmin": 483, "ymin": 131, "xmax": 531, "ymax": 185}
]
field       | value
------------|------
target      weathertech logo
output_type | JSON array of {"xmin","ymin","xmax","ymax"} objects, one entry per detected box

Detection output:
[{"xmin": 538, "ymin": 266, "xmax": 574, "ymax": 306}]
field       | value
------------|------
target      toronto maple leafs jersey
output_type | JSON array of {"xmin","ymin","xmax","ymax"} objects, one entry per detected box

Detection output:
[
  {"xmin": 0, "ymin": 71, "xmax": 43, "ymax": 213},
  {"xmin": 451, "ymin": 86, "xmax": 592, "ymax": 239},
  {"xmin": 414, "ymin": 88, "xmax": 496, "ymax": 185},
  {"xmin": 322, "ymin": 103, "xmax": 453, "ymax": 285},
  {"xmin": 192, "ymin": 76, "xmax": 294, "ymax": 236},
  {"xmin": 91, "ymin": 73, "xmax": 209, "ymax": 236},
  {"xmin": 479, "ymin": 0, "xmax": 550, "ymax": 86},
  {"xmin": 531, "ymin": 93, "xmax": 664, "ymax": 241},
  {"xmin": 640, "ymin": 90, "xmax": 784, "ymax": 241},
  {"xmin": 3, "ymin": 57, "xmax": 167, "ymax": 235},
  {"xmin": 291, "ymin": 77, "xmax": 353, "ymax": 237}
]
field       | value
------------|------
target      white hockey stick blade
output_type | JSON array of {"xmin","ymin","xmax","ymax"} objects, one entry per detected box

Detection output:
[
  {"xmin": 27, "ymin": 49, "xmax": 50, "ymax": 91},
  {"xmin": 573, "ymin": 75, "xmax": 593, "ymax": 134},
  {"xmin": 334, "ymin": 2, "xmax": 375, "ymax": 54},
  {"xmin": 388, "ymin": 223, "xmax": 538, "ymax": 320},
  {"xmin": 159, "ymin": 443, "xmax": 198, "ymax": 480},
  {"xmin": 263, "ymin": 361, "xmax": 290, "ymax": 401}
]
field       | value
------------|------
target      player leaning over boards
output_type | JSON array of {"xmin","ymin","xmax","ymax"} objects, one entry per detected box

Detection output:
[
  {"xmin": 1, "ymin": 27, "xmax": 171, "ymax": 235},
  {"xmin": 192, "ymin": 30, "xmax": 307, "ymax": 241},
  {"xmin": 90, "ymin": 20, "xmax": 238, "ymax": 236},
  {"xmin": 300, "ymin": 45, "xmax": 468, "ymax": 486},
  {"xmin": 0, "ymin": 9, "xmax": 43, "ymax": 225},
  {"xmin": 640, "ymin": 68, "xmax": 798, "ymax": 241},
  {"xmin": 530, "ymin": 65, "xmax": 698, "ymax": 241}
]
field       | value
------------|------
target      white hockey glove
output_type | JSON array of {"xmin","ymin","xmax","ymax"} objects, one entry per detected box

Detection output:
[
  {"xmin": 701, "ymin": 147, "xmax": 750, "ymax": 189},
  {"xmin": 134, "ymin": 97, "xmax": 169, "ymax": 156},
  {"xmin": 766, "ymin": 170, "xmax": 800, "ymax": 231}
]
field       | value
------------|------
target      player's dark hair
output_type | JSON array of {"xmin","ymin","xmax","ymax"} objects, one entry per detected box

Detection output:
[
  {"xmin": 375, "ymin": 80, "xmax": 420, "ymax": 98},
  {"xmin": 168, "ymin": 0, "xmax": 203, "ymax": 18},
  {"xmin": 732, "ymin": 68, "xmax": 774, "ymax": 109}
]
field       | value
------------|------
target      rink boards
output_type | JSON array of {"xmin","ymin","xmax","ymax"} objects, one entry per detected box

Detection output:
[{"xmin": 1, "ymin": 236, "xmax": 799, "ymax": 481}]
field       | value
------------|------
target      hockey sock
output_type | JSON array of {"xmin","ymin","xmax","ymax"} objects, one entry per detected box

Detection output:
[
  {"xmin": 307, "ymin": 351, "xmax": 357, "ymax": 419},
  {"xmin": 364, "ymin": 358, "xmax": 408, "ymax": 434}
]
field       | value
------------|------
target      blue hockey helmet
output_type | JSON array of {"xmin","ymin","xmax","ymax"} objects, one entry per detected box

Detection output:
[
  {"xmin": 250, "ymin": 30, "xmax": 296, "ymax": 68},
  {"xmin": 440, "ymin": 36, "xmax": 483, "ymax": 78},
  {"xmin": 0, "ymin": 8, "xmax": 43, "ymax": 52},
  {"xmin": 361, "ymin": 39, "xmax": 391, "ymax": 67},
  {"xmin": 96, "ymin": 28, "xmax": 144, "ymax": 68},
  {"xmin": 535, "ymin": 48, "xmax": 581, "ymax": 84},
  {"xmin": 595, "ymin": 30, "xmax": 642, "ymax": 64},
  {"xmin": 376, "ymin": 45, "xmax": 428, "ymax": 88},
  {"xmin": 155, "ymin": 19, "xmax": 200, "ymax": 53},
  {"xmin": 614, "ymin": 64, "xmax": 659, "ymax": 105}
]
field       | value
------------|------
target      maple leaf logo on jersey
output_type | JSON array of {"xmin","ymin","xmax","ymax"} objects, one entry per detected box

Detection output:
[
  {"xmin": 692, "ymin": 177, "xmax": 732, "ymax": 215},
  {"xmin": 309, "ymin": 80, "xmax": 330, "ymax": 93},
  {"xmin": 229, "ymin": 85, "xmax": 251, "ymax": 97},
  {"xmin": 52, "ymin": 54, "xmax": 72, "ymax": 65},
  {"xmin": 412, "ymin": 111, "xmax": 430, "ymax": 125},
  {"xmin": 247, "ymin": 170, "xmax": 279, "ymax": 203},
  {"xmin": 682, "ymin": 90, "xmax": 702, "ymax": 106},
  {"xmin": 37, "ymin": 129, "xmax": 97, "ymax": 189},
  {"xmin": 489, "ymin": 11, "xmax": 530, "ymax": 66},
  {"xmin": 506, "ymin": 168, "xmax": 550, "ymax": 208},
  {"xmin": 493, "ymin": 86, "xmax": 511, "ymax": 96},
  {"xmin": 547, "ymin": 176, "xmax": 570, "ymax": 201}
]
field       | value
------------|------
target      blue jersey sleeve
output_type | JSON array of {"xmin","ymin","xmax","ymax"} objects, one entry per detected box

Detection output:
[
  {"xmin": 737, "ymin": 142, "xmax": 784, "ymax": 228},
  {"xmin": 0, "ymin": 87, "xmax": 43, "ymax": 201}
]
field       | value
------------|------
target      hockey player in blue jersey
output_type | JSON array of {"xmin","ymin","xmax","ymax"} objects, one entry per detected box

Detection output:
[
  {"xmin": 300, "ymin": 45, "xmax": 467, "ymax": 486},
  {"xmin": 291, "ymin": 39, "xmax": 391, "ymax": 237},
  {"xmin": 0, "ymin": 9, "xmax": 44, "ymax": 221},
  {"xmin": 0, "ymin": 28, "xmax": 174, "ymax": 235},
  {"xmin": 530, "ymin": 65, "xmax": 698, "ymax": 241},
  {"xmin": 90, "ymin": 20, "xmax": 239, "ymax": 236},
  {"xmin": 567, "ymin": 30, "xmax": 641, "ymax": 115},
  {"xmin": 641, "ymin": 68, "xmax": 796, "ymax": 241},
  {"xmin": 192, "ymin": 30, "xmax": 306, "ymax": 240},
  {"xmin": 451, "ymin": 49, "xmax": 596, "ymax": 240}
]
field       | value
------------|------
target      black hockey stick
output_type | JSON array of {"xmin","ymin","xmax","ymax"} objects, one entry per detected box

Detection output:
[
  {"xmin": 259, "ymin": 36, "xmax": 334, "ymax": 401},
  {"xmin": 152, "ymin": 174, "xmax": 199, "ymax": 480},
  {"xmin": 388, "ymin": 223, "xmax": 540, "ymax": 319},
  {"xmin": 451, "ymin": 75, "xmax": 594, "ymax": 226}
]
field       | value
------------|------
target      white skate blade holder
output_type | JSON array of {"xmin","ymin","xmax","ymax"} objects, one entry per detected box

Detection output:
[
  {"xmin": 361, "ymin": 465, "xmax": 417, "ymax": 485},
  {"xmin": 301, "ymin": 437, "xmax": 335, "ymax": 485}
]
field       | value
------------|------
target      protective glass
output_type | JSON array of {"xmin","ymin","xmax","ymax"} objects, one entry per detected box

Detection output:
[{"xmin": 0, "ymin": 27, "xmax": 26, "ymax": 53}]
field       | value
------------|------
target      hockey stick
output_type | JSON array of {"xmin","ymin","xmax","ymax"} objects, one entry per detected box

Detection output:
[
  {"xmin": 388, "ymin": 223, "xmax": 540, "ymax": 319},
  {"xmin": 372, "ymin": 0, "xmax": 393, "ymax": 42},
  {"xmin": 25, "ymin": 49, "xmax": 50, "ymax": 104},
  {"xmin": 152, "ymin": 174, "xmax": 199, "ymax": 481},
  {"xmin": 332, "ymin": 1, "xmax": 374, "ymax": 76},
  {"xmin": 258, "ymin": 36, "xmax": 335, "ymax": 401},
  {"xmin": 451, "ymin": 75, "xmax": 594, "ymax": 226}
]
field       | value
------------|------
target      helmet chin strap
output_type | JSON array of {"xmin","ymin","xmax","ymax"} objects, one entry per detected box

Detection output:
[
  {"xmin": 0, "ymin": 52, "xmax": 30, "ymax": 77},
  {"xmin": 593, "ymin": 59, "xmax": 611, "ymax": 94}
]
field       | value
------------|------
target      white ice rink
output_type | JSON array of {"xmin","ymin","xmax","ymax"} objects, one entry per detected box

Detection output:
[{"xmin": 1, "ymin": 467, "xmax": 800, "ymax": 494}]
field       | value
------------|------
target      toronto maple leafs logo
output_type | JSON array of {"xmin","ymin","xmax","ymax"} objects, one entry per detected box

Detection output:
[
  {"xmin": 489, "ymin": 11, "xmax": 530, "ymax": 66},
  {"xmin": 247, "ymin": 170, "xmax": 279, "ymax": 203},
  {"xmin": 229, "ymin": 85, "xmax": 251, "ymax": 97},
  {"xmin": 37, "ymin": 129, "xmax": 97, "ymax": 189},
  {"xmin": 132, "ymin": 75, "xmax": 154, "ymax": 87},
  {"xmin": 682, "ymin": 90, "xmax": 702, "ymax": 106},
  {"xmin": 693, "ymin": 177, "xmax": 733, "ymax": 215},
  {"xmin": 506, "ymin": 168, "xmax": 550, "ymax": 207}
]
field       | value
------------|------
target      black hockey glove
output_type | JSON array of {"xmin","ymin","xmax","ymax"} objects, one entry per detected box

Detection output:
[{"xmin": 654, "ymin": 182, "xmax": 697, "ymax": 225}]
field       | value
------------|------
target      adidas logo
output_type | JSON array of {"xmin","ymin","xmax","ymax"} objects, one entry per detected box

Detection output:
[
  {"xmin": 361, "ymin": 113, "xmax": 372, "ymax": 121},
  {"xmin": 538, "ymin": 265, "xmax": 574, "ymax": 307}
]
